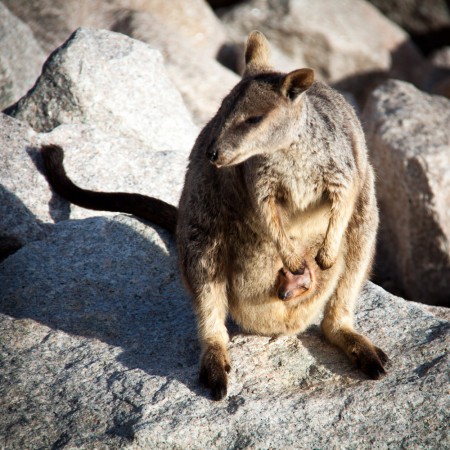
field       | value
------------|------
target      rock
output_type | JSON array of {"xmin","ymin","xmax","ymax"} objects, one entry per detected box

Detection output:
[
  {"xmin": 3, "ymin": 0, "xmax": 229, "ymax": 58},
  {"xmin": 2, "ymin": 0, "xmax": 234, "ymax": 126},
  {"xmin": 218, "ymin": 0, "xmax": 424, "ymax": 86},
  {"xmin": 0, "ymin": 3, "xmax": 47, "ymax": 110},
  {"xmin": 421, "ymin": 304, "xmax": 450, "ymax": 322},
  {"xmin": 111, "ymin": 9, "xmax": 239, "ymax": 125},
  {"xmin": 0, "ymin": 114, "xmax": 49, "ymax": 260},
  {"xmin": 363, "ymin": 79, "xmax": 450, "ymax": 306},
  {"xmin": 0, "ymin": 114, "xmax": 189, "ymax": 258},
  {"xmin": 366, "ymin": 1, "xmax": 450, "ymax": 57},
  {"xmin": 112, "ymin": 0, "xmax": 229, "ymax": 61},
  {"xmin": 0, "ymin": 29, "xmax": 197, "ymax": 262},
  {"xmin": 430, "ymin": 47, "xmax": 450, "ymax": 68},
  {"xmin": 367, "ymin": 0, "xmax": 450, "ymax": 37},
  {"xmin": 1, "ymin": 0, "xmax": 107, "ymax": 54},
  {"xmin": 421, "ymin": 47, "xmax": 450, "ymax": 99},
  {"xmin": 5, "ymin": 27, "xmax": 197, "ymax": 151},
  {"xmin": 0, "ymin": 214, "xmax": 448, "ymax": 448},
  {"xmin": 38, "ymin": 123, "xmax": 190, "ymax": 218}
]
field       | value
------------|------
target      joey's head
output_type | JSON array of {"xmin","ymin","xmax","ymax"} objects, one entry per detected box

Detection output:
[{"xmin": 207, "ymin": 31, "xmax": 314, "ymax": 168}]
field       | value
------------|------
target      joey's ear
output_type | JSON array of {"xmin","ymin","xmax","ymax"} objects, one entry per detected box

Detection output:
[
  {"xmin": 280, "ymin": 68, "xmax": 314, "ymax": 101},
  {"xmin": 243, "ymin": 30, "xmax": 273, "ymax": 77}
]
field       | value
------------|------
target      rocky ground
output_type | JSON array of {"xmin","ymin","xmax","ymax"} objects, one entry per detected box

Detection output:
[{"xmin": 0, "ymin": 1, "xmax": 449, "ymax": 448}]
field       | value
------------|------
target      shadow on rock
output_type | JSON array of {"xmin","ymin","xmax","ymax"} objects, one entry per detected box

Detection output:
[
  {"xmin": 26, "ymin": 145, "xmax": 71, "ymax": 222},
  {"xmin": 0, "ymin": 209, "xmax": 203, "ymax": 396},
  {"xmin": 296, "ymin": 325, "xmax": 367, "ymax": 381},
  {"xmin": 0, "ymin": 184, "xmax": 49, "ymax": 261}
]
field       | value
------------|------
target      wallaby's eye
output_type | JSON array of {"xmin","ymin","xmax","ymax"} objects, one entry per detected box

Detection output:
[{"xmin": 245, "ymin": 115, "xmax": 264, "ymax": 125}]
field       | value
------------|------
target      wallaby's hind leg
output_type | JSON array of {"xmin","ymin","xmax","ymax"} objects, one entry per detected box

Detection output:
[
  {"xmin": 194, "ymin": 282, "xmax": 231, "ymax": 401},
  {"xmin": 321, "ymin": 189, "xmax": 388, "ymax": 379}
]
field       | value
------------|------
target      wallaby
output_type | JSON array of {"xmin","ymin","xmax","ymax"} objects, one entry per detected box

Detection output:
[{"xmin": 41, "ymin": 31, "xmax": 388, "ymax": 401}]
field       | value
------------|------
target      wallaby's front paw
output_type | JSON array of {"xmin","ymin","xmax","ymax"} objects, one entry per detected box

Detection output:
[
  {"xmin": 199, "ymin": 344, "xmax": 231, "ymax": 401},
  {"xmin": 315, "ymin": 246, "xmax": 336, "ymax": 270},
  {"xmin": 284, "ymin": 254, "xmax": 306, "ymax": 275}
]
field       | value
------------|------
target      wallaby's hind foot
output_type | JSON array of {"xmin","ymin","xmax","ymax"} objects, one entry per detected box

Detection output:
[
  {"xmin": 199, "ymin": 343, "xmax": 231, "ymax": 401},
  {"xmin": 324, "ymin": 327, "xmax": 388, "ymax": 379},
  {"xmin": 349, "ymin": 334, "xmax": 388, "ymax": 379}
]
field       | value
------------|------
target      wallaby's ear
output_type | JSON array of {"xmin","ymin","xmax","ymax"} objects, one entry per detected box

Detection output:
[
  {"xmin": 280, "ymin": 68, "xmax": 315, "ymax": 101},
  {"xmin": 244, "ymin": 30, "xmax": 272, "ymax": 77}
]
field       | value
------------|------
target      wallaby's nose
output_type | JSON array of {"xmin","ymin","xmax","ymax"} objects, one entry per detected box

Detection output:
[
  {"xmin": 278, "ymin": 289, "xmax": 293, "ymax": 301},
  {"xmin": 206, "ymin": 139, "xmax": 218, "ymax": 162}
]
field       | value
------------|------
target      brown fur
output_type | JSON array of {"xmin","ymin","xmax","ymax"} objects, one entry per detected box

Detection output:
[
  {"xmin": 41, "ymin": 31, "xmax": 388, "ymax": 401},
  {"xmin": 177, "ymin": 31, "xmax": 387, "ymax": 399}
]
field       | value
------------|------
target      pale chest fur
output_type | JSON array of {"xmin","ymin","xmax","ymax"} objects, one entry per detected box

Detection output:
[{"xmin": 225, "ymin": 155, "xmax": 340, "ymax": 336}]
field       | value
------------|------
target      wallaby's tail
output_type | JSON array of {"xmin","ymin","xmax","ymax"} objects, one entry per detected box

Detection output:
[{"xmin": 41, "ymin": 144, "xmax": 178, "ymax": 234}]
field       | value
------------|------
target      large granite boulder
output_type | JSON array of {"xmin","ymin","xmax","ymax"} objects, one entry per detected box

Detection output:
[
  {"xmin": 111, "ymin": 9, "xmax": 239, "ymax": 125},
  {"xmin": 0, "ymin": 29, "xmax": 196, "ymax": 261},
  {"xmin": 363, "ymin": 79, "xmax": 450, "ymax": 306},
  {"xmin": 1, "ymin": 0, "xmax": 233, "ymax": 125},
  {"xmin": 3, "ymin": 0, "xmax": 229, "ymax": 60},
  {"xmin": 0, "ymin": 3, "xmax": 47, "ymax": 110},
  {"xmin": 5, "ymin": 27, "xmax": 197, "ymax": 151},
  {"xmin": 0, "ymin": 114, "xmax": 47, "ymax": 259},
  {"xmin": 218, "ymin": 0, "xmax": 424, "ymax": 86},
  {"xmin": 367, "ymin": 0, "xmax": 450, "ymax": 36},
  {"xmin": 0, "ymin": 213, "xmax": 448, "ymax": 448}
]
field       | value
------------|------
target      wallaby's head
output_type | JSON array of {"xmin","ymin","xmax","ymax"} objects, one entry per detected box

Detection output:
[{"xmin": 207, "ymin": 31, "xmax": 314, "ymax": 168}]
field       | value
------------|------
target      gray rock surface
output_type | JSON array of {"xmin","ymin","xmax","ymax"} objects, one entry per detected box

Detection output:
[
  {"xmin": 367, "ymin": 0, "xmax": 450, "ymax": 35},
  {"xmin": 422, "ymin": 47, "xmax": 450, "ymax": 99},
  {"xmin": 0, "ymin": 29, "xmax": 196, "ymax": 260},
  {"xmin": 219, "ymin": 0, "xmax": 423, "ymax": 85},
  {"xmin": 6, "ymin": 27, "xmax": 197, "ymax": 151},
  {"xmin": 2, "ymin": 0, "xmax": 108, "ymax": 54},
  {"xmin": 39, "ymin": 123, "xmax": 190, "ymax": 218},
  {"xmin": 0, "ymin": 114, "xmax": 48, "ymax": 259},
  {"xmin": 112, "ymin": 9, "xmax": 239, "ymax": 125},
  {"xmin": 0, "ymin": 3, "xmax": 47, "ymax": 110},
  {"xmin": 3, "ymin": 0, "xmax": 229, "ymax": 60},
  {"xmin": 0, "ymin": 0, "xmax": 232, "ymax": 125},
  {"xmin": 0, "ymin": 213, "xmax": 448, "ymax": 449},
  {"xmin": 363, "ymin": 79, "xmax": 450, "ymax": 306},
  {"xmin": 0, "ymin": 117, "xmax": 188, "ymax": 256},
  {"xmin": 111, "ymin": 0, "xmax": 229, "ymax": 61}
]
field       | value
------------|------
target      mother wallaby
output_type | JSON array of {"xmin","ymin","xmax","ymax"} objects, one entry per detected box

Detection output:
[{"xmin": 42, "ymin": 31, "xmax": 387, "ymax": 401}]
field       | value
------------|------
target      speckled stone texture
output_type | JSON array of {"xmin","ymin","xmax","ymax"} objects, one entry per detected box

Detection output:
[
  {"xmin": 363, "ymin": 80, "xmax": 450, "ymax": 306},
  {"xmin": 0, "ymin": 28, "xmax": 197, "ymax": 258},
  {"xmin": 5, "ymin": 27, "xmax": 197, "ymax": 151},
  {"xmin": 0, "ymin": 214, "xmax": 448, "ymax": 449},
  {"xmin": 111, "ymin": 9, "xmax": 239, "ymax": 126},
  {"xmin": 0, "ymin": 3, "xmax": 47, "ymax": 110},
  {"xmin": 218, "ymin": 0, "xmax": 424, "ymax": 85},
  {"xmin": 0, "ymin": 114, "xmax": 48, "ymax": 259}
]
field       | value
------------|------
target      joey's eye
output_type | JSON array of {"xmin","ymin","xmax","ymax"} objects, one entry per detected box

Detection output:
[{"xmin": 245, "ymin": 115, "xmax": 264, "ymax": 125}]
